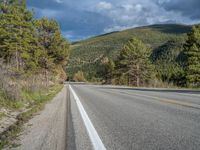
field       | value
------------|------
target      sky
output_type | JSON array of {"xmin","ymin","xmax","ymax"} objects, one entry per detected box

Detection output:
[{"xmin": 27, "ymin": 0, "xmax": 200, "ymax": 41}]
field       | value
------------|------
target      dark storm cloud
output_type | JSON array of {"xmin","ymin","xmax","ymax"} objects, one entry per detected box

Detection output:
[{"xmin": 159, "ymin": 0, "xmax": 200, "ymax": 19}]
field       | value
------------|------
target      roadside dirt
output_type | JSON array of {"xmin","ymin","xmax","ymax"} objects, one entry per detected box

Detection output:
[
  {"xmin": 0, "ymin": 109, "xmax": 19, "ymax": 134},
  {"xmin": 9, "ymin": 86, "xmax": 68, "ymax": 150}
]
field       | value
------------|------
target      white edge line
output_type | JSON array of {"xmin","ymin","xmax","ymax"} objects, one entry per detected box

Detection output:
[{"xmin": 69, "ymin": 85, "xmax": 106, "ymax": 150}]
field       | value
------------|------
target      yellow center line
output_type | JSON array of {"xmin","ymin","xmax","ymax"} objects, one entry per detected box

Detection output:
[{"xmin": 126, "ymin": 92, "xmax": 200, "ymax": 109}]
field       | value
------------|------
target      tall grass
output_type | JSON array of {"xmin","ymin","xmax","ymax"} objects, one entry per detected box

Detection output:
[{"xmin": 0, "ymin": 59, "xmax": 63, "ymax": 110}]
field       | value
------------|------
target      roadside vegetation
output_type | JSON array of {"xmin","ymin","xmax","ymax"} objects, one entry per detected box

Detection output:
[
  {"xmin": 67, "ymin": 24, "xmax": 190, "ymax": 82},
  {"xmin": 0, "ymin": 0, "xmax": 70, "ymax": 147},
  {"xmin": 67, "ymin": 24, "xmax": 200, "ymax": 88},
  {"xmin": 113, "ymin": 38, "xmax": 155, "ymax": 86},
  {"xmin": 0, "ymin": 0, "xmax": 70, "ymax": 107},
  {"xmin": 0, "ymin": 84, "xmax": 63, "ymax": 149},
  {"xmin": 73, "ymin": 71, "xmax": 87, "ymax": 82}
]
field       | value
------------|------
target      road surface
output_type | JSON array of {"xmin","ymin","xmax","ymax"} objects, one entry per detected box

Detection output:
[
  {"xmin": 68, "ymin": 84, "xmax": 200, "ymax": 150},
  {"xmin": 12, "ymin": 84, "xmax": 200, "ymax": 150}
]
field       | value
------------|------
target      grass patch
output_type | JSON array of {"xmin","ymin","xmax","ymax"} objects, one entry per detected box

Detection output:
[
  {"xmin": 0, "ymin": 84, "xmax": 63, "ymax": 149},
  {"xmin": 0, "ymin": 90, "xmax": 24, "ymax": 110},
  {"xmin": 19, "ymin": 84, "xmax": 63, "ymax": 122}
]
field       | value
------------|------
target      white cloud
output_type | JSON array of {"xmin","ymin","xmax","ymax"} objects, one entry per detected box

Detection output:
[
  {"xmin": 104, "ymin": 25, "xmax": 138, "ymax": 33},
  {"xmin": 55, "ymin": 0, "xmax": 63, "ymax": 3},
  {"xmin": 135, "ymin": 4, "xmax": 143, "ymax": 12},
  {"xmin": 122, "ymin": 4, "xmax": 134, "ymax": 11},
  {"xmin": 28, "ymin": 0, "xmax": 200, "ymax": 41},
  {"xmin": 96, "ymin": 1, "xmax": 113, "ymax": 10},
  {"xmin": 91, "ymin": 0, "xmax": 196, "ymax": 34},
  {"xmin": 157, "ymin": 0, "xmax": 171, "ymax": 5}
]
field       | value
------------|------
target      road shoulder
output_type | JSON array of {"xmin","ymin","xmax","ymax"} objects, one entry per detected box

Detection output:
[{"xmin": 10, "ymin": 86, "xmax": 68, "ymax": 150}]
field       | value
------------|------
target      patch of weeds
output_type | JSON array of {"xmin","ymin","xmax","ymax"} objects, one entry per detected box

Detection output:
[
  {"xmin": 0, "ymin": 123, "xmax": 22, "ymax": 149},
  {"xmin": 12, "ymin": 102, "xmax": 24, "ymax": 109},
  {"xmin": 0, "ymin": 89, "xmax": 24, "ymax": 110}
]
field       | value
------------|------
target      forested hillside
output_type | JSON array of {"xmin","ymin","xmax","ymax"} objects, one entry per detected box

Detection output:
[{"xmin": 67, "ymin": 24, "xmax": 195, "ymax": 87}]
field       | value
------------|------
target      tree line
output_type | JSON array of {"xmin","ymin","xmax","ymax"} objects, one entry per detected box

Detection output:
[
  {"xmin": 0, "ymin": 0, "xmax": 70, "ymax": 81},
  {"xmin": 100, "ymin": 25, "xmax": 200, "ymax": 88}
]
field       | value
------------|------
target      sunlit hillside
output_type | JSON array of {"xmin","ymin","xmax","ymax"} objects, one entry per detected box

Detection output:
[{"xmin": 67, "ymin": 24, "xmax": 191, "ymax": 81}]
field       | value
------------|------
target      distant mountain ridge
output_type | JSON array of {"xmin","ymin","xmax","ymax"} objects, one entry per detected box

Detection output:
[{"xmin": 66, "ymin": 24, "xmax": 192, "ymax": 80}]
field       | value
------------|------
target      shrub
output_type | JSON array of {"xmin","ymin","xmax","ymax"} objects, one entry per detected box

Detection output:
[{"xmin": 73, "ymin": 71, "xmax": 86, "ymax": 82}]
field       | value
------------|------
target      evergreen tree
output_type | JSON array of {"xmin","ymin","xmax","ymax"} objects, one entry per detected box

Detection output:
[
  {"xmin": 0, "ymin": 0, "xmax": 70, "ymax": 85},
  {"xmin": 0, "ymin": 1, "xmax": 38, "ymax": 72},
  {"xmin": 117, "ymin": 38, "xmax": 154, "ymax": 86},
  {"xmin": 34, "ymin": 17, "xmax": 70, "ymax": 83},
  {"xmin": 34, "ymin": 18, "xmax": 70, "ymax": 69},
  {"xmin": 103, "ymin": 58, "xmax": 115, "ymax": 84},
  {"xmin": 151, "ymin": 40, "xmax": 186, "ymax": 86},
  {"xmin": 184, "ymin": 24, "xmax": 200, "ymax": 87}
]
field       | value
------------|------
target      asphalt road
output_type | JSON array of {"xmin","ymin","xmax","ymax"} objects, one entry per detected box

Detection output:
[{"xmin": 68, "ymin": 84, "xmax": 200, "ymax": 150}]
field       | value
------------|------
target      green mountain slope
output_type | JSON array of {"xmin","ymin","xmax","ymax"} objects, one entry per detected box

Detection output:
[{"xmin": 66, "ymin": 24, "xmax": 191, "ymax": 81}]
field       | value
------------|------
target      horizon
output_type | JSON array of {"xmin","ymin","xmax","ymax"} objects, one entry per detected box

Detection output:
[
  {"xmin": 27, "ymin": 0, "xmax": 200, "ymax": 42},
  {"xmin": 71, "ymin": 23, "xmax": 193, "ymax": 43}
]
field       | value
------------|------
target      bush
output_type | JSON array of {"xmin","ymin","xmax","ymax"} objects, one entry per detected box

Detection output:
[{"xmin": 73, "ymin": 71, "xmax": 86, "ymax": 82}]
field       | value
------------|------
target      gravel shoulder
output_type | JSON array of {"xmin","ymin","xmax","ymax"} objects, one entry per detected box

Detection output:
[{"xmin": 10, "ymin": 86, "xmax": 68, "ymax": 150}]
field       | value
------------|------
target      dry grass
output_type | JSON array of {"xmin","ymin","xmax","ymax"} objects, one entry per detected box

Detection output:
[
  {"xmin": 0, "ymin": 59, "xmax": 22, "ymax": 102},
  {"xmin": 0, "ymin": 59, "xmax": 60, "ymax": 109}
]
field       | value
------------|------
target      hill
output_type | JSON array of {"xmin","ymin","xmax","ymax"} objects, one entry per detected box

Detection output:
[{"xmin": 66, "ymin": 24, "xmax": 192, "ymax": 82}]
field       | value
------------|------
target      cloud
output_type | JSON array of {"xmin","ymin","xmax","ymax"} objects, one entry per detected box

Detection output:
[
  {"xmin": 55, "ymin": 0, "xmax": 63, "ymax": 3},
  {"xmin": 27, "ymin": 0, "xmax": 200, "ymax": 41},
  {"xmin": 122, "ymin": 4, "xmax": 134, "ymax": 11},
  {"xmin": 90, "ymin": 0, "xmax": 199, "ymax": 32},
  {"xmin": 96, "ymin": 1, "xmax": 113, "ymax": 10},
  {"xmin": 104, "ymin": 25, "xmax": 138, "ymax": 33},
  {"xmin": 158, "ymin": 0, "xmax": 200, "ymax": 20}
]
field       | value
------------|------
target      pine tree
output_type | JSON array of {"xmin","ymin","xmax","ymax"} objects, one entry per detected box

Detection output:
[
  {"xmin": 103, "ymin": 58, "xmax": 115, "ymax": 83},
  {"xmin": 50, "ymin": 34, "xmax": 70, "ymax": 65},
  {"xmin": 0, "ymin": 0, "xmax": 70, "ymax": 85},
  {"xmin": 184, "ymin": 24, "xmax": 200, "ymax": 87},
  {"xmin": 34, "ymin": 17, "xmax": 70, "ymax": 83},
  {"xmin": 117, "ymin": 38, "xmax": 154, "ymax": 86},
  {"xmin": 0, "ymin": 1, "xmax": 38, "ymax": 72},
  {"xmin": 34, "ymin": 18, "xmax": 69, "ymax": 69}
]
